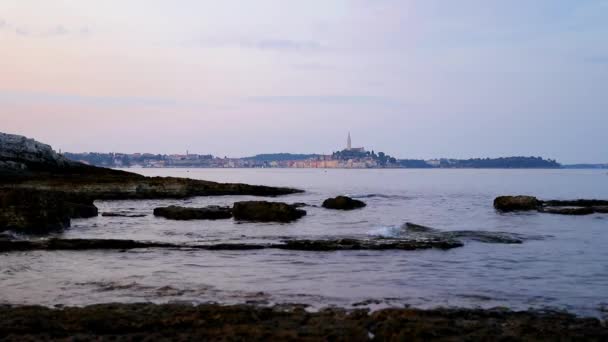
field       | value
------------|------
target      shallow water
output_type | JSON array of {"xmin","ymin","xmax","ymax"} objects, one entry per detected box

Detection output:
[{"xmin": 1, "ymin": 169, "xmax": 608, "ymax": 317}]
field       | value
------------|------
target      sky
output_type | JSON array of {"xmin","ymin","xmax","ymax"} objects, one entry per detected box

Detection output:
[{"xmin": 1, "ymin": 0, "xmax": 607, "ymax": 163}]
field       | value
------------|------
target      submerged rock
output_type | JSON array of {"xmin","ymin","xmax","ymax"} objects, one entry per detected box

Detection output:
[
  {"xmin": 494, "ymin": 196, "xmax": 540, "ymax": 212},
  {"xmin": 233, "ymin": 201, "xmax": 306, "ymax": 222},
  {"xmin": 593, "ymin": 206, "xmax": 608, "ymax": 213},
  {"xmin": 322, "ymin": 196, "xmax": 366, "ymax": 210},
  {"xmin": 0, "ymin": 237, "xmax": 462, "ymax": 252},
  {"xmin": 278, "ymin": 237, "xmax": 463, "ymax": 251},
  {"xmin": 539, "ymin": 207, "xmax": 595, "ymax": 215},
  {"xmin": 0, "ymin": 238, "xmax": 175, "ymax": 252},
  {"xmin": 101, "ymin": 212, "xmax": 147, "ymax": 218},
  {"xmin": 153, "ymin": 205, "xmax": 232, "ymax": 220},
  {"xmin": 543, "ymin": 199, "xmax": 608, "ymax": 207},
  {"xmin": 403, "ymin": 223, "xmax": 527, "ymax": 244}
]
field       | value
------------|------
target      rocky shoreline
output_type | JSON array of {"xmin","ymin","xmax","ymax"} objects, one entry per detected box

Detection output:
[
  {"xmin": 0, "ymin": 133, "xmax": 302, "ymax": 233},
  {"xmin": 0, "ymin": 303, "xmax": 606, "ymax": 341}
]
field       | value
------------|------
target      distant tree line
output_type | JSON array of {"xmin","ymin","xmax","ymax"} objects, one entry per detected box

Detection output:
[{"xmin": 437, "ymin": 157, "xmax": 561, "ymax": 168}]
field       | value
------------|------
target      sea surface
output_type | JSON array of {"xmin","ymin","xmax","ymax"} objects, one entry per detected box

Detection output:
[{"xmin": 2, "ymin": 168, "xmax": 608, "ymax": 317}]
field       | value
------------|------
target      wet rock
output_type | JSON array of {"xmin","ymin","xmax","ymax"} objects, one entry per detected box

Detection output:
[
  {"xmin": 153, "ymin": 205, "xmax": 232, "ymax": 220},
  {"xmin": 543, "ymin": 199, "xmax": 608, "ymax": 207},
  {"xmin": 0, "ymin": 237, "xmax": 462, "ymax": 252},
  {"xmin": 592, "ymin": 206, "xmax": 608, "ymax": 213},
  {"xmin": 539, "ymin": 207, "xmax": 595, "ymax": 215},
  {"xmin": 0, "ymin": 189, "xmax": 97, "ymax": 233},
  {"xmin": 322, "ymin": 196, "xmax": 366, "ymax": 210},
  {"xmin": 278, "ymin": 237, "xmax": 463, "ymax": 251},
  {"xmin": 0, "ymin": 238, "xmax": 176, "ymax": 252},
  {"xmin": 101, "ymin": 212, "xmax": 147, "ymax": 218},
  {"xmin": 493, "ymin": 195, "xmax": 540, "ymax": 212},
  {"xmin": 494, "ymin": 195, "xmax": 608, "ymax": 215},
  {"xmin": 403, "ymin": 223, "xmax": 526, "ymax": 244},
  {"xmin": 233, "ymin": 201, "xmax": 306, "ymax": 222},
  {"xmin": 0, "ymin": 303, "xmax": 605, "ymax": 341}
]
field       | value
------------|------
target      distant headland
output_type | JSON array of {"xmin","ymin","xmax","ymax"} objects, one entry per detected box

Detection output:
[{"xmin": 61, "ymin": 132, "xmax": 578, "ymax": 169}]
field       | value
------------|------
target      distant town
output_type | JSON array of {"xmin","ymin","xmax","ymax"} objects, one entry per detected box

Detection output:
[{"xmin": 63, "ymin": 133, "xmax": 603, "ymax": 169}]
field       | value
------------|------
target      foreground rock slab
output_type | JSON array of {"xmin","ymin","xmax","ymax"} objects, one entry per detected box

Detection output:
[
  {"xmin": 154, "ymin": 205, "xmax": 232, "ymax": 220},
  {"xmin": 0, "ymin": 237, "xmax": 463, "ymax": 252},
  {"xmin": 322, "ymin": 196, "xmax": 366, "ymax": 210},
  {"xmin": 0, "ymin": 303, "xmax": 605, "ymax": 341},
  {"xmin": 233, "ymin": 201, "xmax": 306, "ymax": 222}
]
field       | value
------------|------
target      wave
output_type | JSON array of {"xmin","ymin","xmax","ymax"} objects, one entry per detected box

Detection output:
[{"xmin": 350, "ymin": 194, "xmax": 413, "ymax": 200}]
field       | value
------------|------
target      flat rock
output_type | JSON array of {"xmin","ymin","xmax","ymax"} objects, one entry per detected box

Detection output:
[
  {"xmin": 543, "ymin": 199, "xmax": 608, "ymax": 207},
  {"xmin": 101, "ymin": 212, "xmax": 147, "ymax": 218},
  {"xmin": 540, "ymin": 207, "xmax": 595, "ymax": 215},
  {"xmin": 322, "ymin": 196, "xmax": 366, "ymax": 210},
  {"xmin": 154, "ymin": 205, "xmax": 232, "ymax": 220},
  {"xmin": 0, "ymin": 237, "xmax": 462, "ymax": 252},
  {"xmin": 277, "ymin": 237, "xmax": 463, "ymax": 251},
  {"xmin": 233, "ymin": 201, "xmax": 306, "ymax": 222}
]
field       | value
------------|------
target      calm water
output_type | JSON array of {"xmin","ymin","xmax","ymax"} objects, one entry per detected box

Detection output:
[{"xmin": 2, "ymin": 169, "xmax": 608, "ymax": 317}]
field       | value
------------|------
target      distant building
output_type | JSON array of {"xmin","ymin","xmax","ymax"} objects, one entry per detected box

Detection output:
[{"xmin": 344, "ymin": 132, "xmax": 365, "ymax": 152}]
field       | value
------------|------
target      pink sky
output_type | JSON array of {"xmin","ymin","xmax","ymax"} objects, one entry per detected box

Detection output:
[{"xmin": 1, "ymin": 1, "xmax": 607, "ymax": 162}]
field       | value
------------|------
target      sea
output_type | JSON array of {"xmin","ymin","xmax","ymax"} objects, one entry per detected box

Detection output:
[{"xmin": 1, "ymin": 168, "xmax": 607, "ymax": 317}]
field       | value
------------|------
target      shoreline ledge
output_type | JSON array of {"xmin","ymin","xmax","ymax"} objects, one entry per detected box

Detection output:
[
  {"xmin": 0, "ymin": 303, "xmax": 605, "ymax": 340},
  {"xmin": 0, "ymin": 237, "xmax": 464, "ymax": 252}
]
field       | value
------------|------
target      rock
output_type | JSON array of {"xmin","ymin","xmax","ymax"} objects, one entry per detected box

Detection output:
[
  {"xmin": 494, "ymin": 195, "xmax": 608, "ymax": 215},
  {"xmin": 101, "ymin": 212, "xmax": 147, "ymax": 218},
  {"xmin": 592, "ymin": 206, "xmax": 608, "ymax": 213},
  {"xmin": 540, "ymin": 207, "xmax": 595, "ymax": 215},
  {"xmin": 278, "ymin": 237, "xmax": 463, "ymax": 251},
  {"xmin": 233, "ymin": 201, "xmax": 306, "ymax": 222},
  {"xmin": 322, "ymin": 196, "xmax": 366, "ymax": 210},
  {"xmin": 0, "ymin": 238, "xmax": 175, "ymax": 252},
  {"xmin": 0, "ymin": 189, "xmax": 97, "ymax": 234},
  {"xmin": 0, "ymin": 132, "xmax": 134, "ymax": 178},
  {"xmin": 0, "ymin": 132, "xmax": 302, "ymax": 233},
  {"xmin": 403, "ymin": 223, "xmax": 529, "ymax": 244},
  {"xmin": 543, "ymin": 199, "xmax": 608, "ymax": 207},
  {"xmin": 0, "ymin": 237, "xmax": 461, "ymax": 252},
  {"xmin": 153, "ymin": 205, "xmax": 232, "ymax": 220},
  {"xmin": 494, "ymin": 195, "xmax": 540, "ymax": 211}
]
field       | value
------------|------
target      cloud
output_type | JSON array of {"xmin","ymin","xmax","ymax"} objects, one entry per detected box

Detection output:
[
  {"xmin": 0, "ymin": 19, "xmax": 90, "ymax": 38},
  {"xmin": 0, "ymin": 90, "xmax": 185, "ymax": 108},
  {"xmin": 246, "ymin": 95, "xmax": 399, "ymax": 106},
  {"xmin": 255, "ymin": 39, "xmax": 321, "ymax": 51},
  {"xmin": 194, "ymin": 37, "xmax": 323, "ymax": 51}
]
